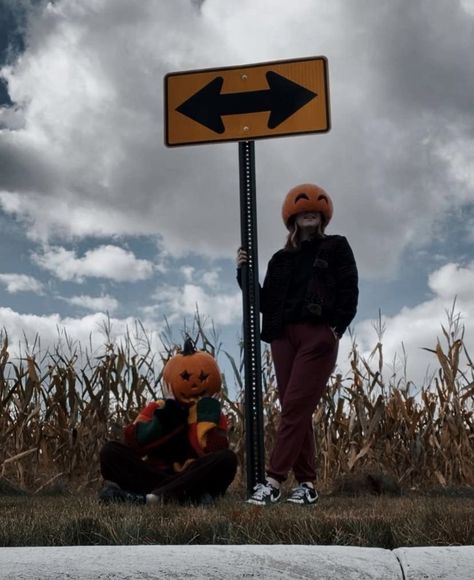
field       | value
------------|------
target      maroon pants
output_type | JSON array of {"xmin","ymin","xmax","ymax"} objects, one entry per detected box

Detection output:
[
  {"xmin": 100, "ymin": 441, "xmax": 237, "ymax": 502},
  {"xmin": 266, "ymin": 322, "xmax": 338, "ymax": 483}
]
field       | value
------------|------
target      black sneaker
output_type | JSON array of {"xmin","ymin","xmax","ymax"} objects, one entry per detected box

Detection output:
[
  {"xmin": 98, "ymin": 481, "xmax": 146, "ymax": 505},
  {"xmin": 246, "ymin": 481, "xmax": 281, "ymax": 506},
  {"xmin": 286, "ymin": 483, "xmax": 319, "ymax": 505}
]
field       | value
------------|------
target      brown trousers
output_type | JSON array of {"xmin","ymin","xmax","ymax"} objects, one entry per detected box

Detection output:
[
  {"xmin": 266, "ymin": 322, "xmax": 338, "ymax": 483},
  {"xmin": 100, "ymin": 441, "xmax": 237, "ymax": 502}
]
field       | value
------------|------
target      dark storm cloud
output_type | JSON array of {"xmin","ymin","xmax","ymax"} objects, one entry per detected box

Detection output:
[
  {"xmin": 234, "ymin": 0, "xmax": 474, "ymax": 275},
  {"xmin": 358, "ymin": 0, "xmax": 474, "ymax": 120},
  {"xmin": 0, "ymin": 135, "xmax": 56, "ymax": 192},
  {"xmin": 0, "ymin": 0, "xmax": 472, "ymax": 275},
  {"xmin": 0, "ymin": 0, "xmax": 24, "ymax": 105},
  {"xmin": 0, "ymin": 78, "xmax": 13, "ymax": 106},
  {"xmin": 0, "ymin": 0, "xmax": 47, "ymax": 105},
  {"xmin": 0, "ymin": 1, "xmax": 27, "ymax": 61}
]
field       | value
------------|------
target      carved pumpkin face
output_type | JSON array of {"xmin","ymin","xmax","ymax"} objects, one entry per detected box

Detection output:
[
  {"xmin": 282, "ymin": 183, "xmax": 333, "ymax": 228},
  {"xmin": 163, "ymin": 338, "xmax": 222, "ymax": 404}
]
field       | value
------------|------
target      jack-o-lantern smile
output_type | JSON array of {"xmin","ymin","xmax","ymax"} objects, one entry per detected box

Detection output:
[
  {"xmin": 282, "ymin": 183, "xmax": 333, "ymax": 228},
  {"xmin": 163, "ymin": 338, "xmax": 222, "ymax": 404}
]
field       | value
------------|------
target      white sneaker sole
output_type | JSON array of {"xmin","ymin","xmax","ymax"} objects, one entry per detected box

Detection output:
[
  {"xmin": 246, "ymin": 495, "xmax": 281, "ymax": 506},
  {"xmin": 286, "ymin": 495, "xmax": 319, "ymax": 505}
]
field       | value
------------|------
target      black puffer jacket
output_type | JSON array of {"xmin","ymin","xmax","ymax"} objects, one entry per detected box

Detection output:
[{"xmin": 238, "ymin": 235, "xmax": 358, "ymax": 343}]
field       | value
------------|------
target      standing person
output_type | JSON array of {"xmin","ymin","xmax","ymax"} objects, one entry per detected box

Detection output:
[{"xmin": 237, "ymin": 183, "xmax": 358, "ymax": 505}]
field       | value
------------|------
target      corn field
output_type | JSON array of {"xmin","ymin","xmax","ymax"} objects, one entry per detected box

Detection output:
[{"xmin": 0, "ymin": 312, "xmax": 473, "ymax": 494}]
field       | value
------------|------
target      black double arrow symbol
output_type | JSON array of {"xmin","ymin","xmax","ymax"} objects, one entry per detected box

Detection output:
[{"xmin": 176, "ymin": 71, "xmax": 317, "ymax": 134}]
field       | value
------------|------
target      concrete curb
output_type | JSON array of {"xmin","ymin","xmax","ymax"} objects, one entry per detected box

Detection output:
[
  {"xmin": 393, "ymin": 546, "xmax": 474, "ymax": 579},
  {"xmin": 0, "ymin": 545, "xmax": 473, "ymax": 579}
]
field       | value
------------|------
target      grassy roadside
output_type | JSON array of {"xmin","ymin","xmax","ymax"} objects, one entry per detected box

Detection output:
[{"xmin": 1, "ymin": 492, "xmax": 472, "ymax": 548}]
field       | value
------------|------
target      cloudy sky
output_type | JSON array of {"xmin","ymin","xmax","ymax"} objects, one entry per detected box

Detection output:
[{"xmin": 0, "ymin": 0, "xmax": 473, "ymax": 392}]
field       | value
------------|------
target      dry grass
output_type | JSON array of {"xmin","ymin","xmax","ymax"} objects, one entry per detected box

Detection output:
[
  {"xmin": 0, "ymin": 308, "xmax": 473, "ymax": 494},
  {"xmin": 0, "ymin": 493, "xmax": 472, "ymax": 547}
]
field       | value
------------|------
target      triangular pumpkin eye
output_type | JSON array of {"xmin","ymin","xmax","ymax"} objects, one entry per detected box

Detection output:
[
  {"xmin": 198, "ymin": 370, "xmax": 209, "ymax": 382},
  {"xmin": 180, "ymin": 370, "xmax": 191, "ymax": 381}
]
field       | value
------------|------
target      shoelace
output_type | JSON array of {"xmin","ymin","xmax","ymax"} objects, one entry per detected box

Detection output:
[
  {"xmin": 291, "ymin": 486, "xmax": 311, "ymax": 499},
  {"xmin": 252, "ymin": 482, "xmax": 273, "ymax": 500}
]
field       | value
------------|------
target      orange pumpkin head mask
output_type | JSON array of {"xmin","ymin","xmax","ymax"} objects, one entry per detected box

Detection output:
[
  {"xmin": 282, "ymin": 183, "xmax": 333, "ymax": 228},
  {"xmin": 162, "ymin": 338, "xmax": 222, "ymax": 405}
]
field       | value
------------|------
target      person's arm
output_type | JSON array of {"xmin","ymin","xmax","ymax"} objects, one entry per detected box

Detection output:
[
  {"xmin": 188, "ymin": 397, "xmax": 229, "ymax": 455},
  {"xmin": 123, "ymin": 399, "xmax": 187, "ymax": 452},
  {"xmin": 330, "ymin": 237, "xmax": 359, "ymax": 337}
]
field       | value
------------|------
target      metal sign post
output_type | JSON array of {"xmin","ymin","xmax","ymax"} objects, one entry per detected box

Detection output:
[{"xmin": 238, "ymin": 140, "xmax": 265, "ymax": 492}]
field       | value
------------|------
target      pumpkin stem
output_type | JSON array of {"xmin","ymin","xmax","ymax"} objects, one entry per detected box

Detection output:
[{"xmin": 182, "ymin": 336, "xmax": 196, "ymax": 356}]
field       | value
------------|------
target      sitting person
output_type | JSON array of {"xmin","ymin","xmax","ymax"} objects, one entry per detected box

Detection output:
[{"xmin": 98, "ymin": 338, "xmax": 237, "ymax": 505}]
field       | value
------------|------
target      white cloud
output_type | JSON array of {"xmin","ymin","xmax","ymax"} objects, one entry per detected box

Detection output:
[
  {"xmin": 0, "ymin": 273, "xmax": 44, "ymax": 294},
  {"xmin": 0, "ymin": 260, "xmax": 471, "ymax": 395},
  {"xmin": 201, "ymin": 269, "xmax": 220, "ymax": 288},
  {"xmin": 435, "ymin": 136, "xmax": 474, "ymax": 193},
  {"xmin": 0, "ymin": 308, "xmax": 118, "ymax": 353},
  {"xmin": 0, "ymin": 306, "xmax": 163, "ymax": 362},
  {"xmin": 62, "ymin": 293, "xmax": 119, "ymax": 313},
  {"xmin": 338, "ymin": 261, "xmax": 474, "ymax": 388},
  {"xmin": 180, "ymin": 266, "xmax": 195, "ymax": 282},
  {"xmin": 428, "ymin": 262, "xmax": 474, "ymax": 301},
  {"xmin": 178, "ymin": 266, "xmax": 221, "ymax": 288},
  {"xmin": 152, "ymin": 283, "xmax": 241, "ymax": 326},
  {"xmin": 31, "ymin": 245, "xmax": 154, "ymax": 282},
  {"xmin": 0, "ymin": 191, "xmax": 157, "ymax": 241},
  {"xmin": 460, "ymin": 0, "xmax": 474, "ymax": 16}
]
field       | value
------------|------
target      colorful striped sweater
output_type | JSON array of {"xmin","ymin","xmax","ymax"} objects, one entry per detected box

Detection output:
[{"xmin": 123, "ymin": 397, "xmax": 229, "ymax": 472}]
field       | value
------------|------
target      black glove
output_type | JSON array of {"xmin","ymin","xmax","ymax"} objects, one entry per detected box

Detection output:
[{"xmin": 154, "ymin": 398, "xmax": 188, "ymax": 432}]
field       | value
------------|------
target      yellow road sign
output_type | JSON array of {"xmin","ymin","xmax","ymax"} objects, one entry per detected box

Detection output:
[{"xmin": 165, "ymin": 56, "xmax": 330, "ymax": 146}]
